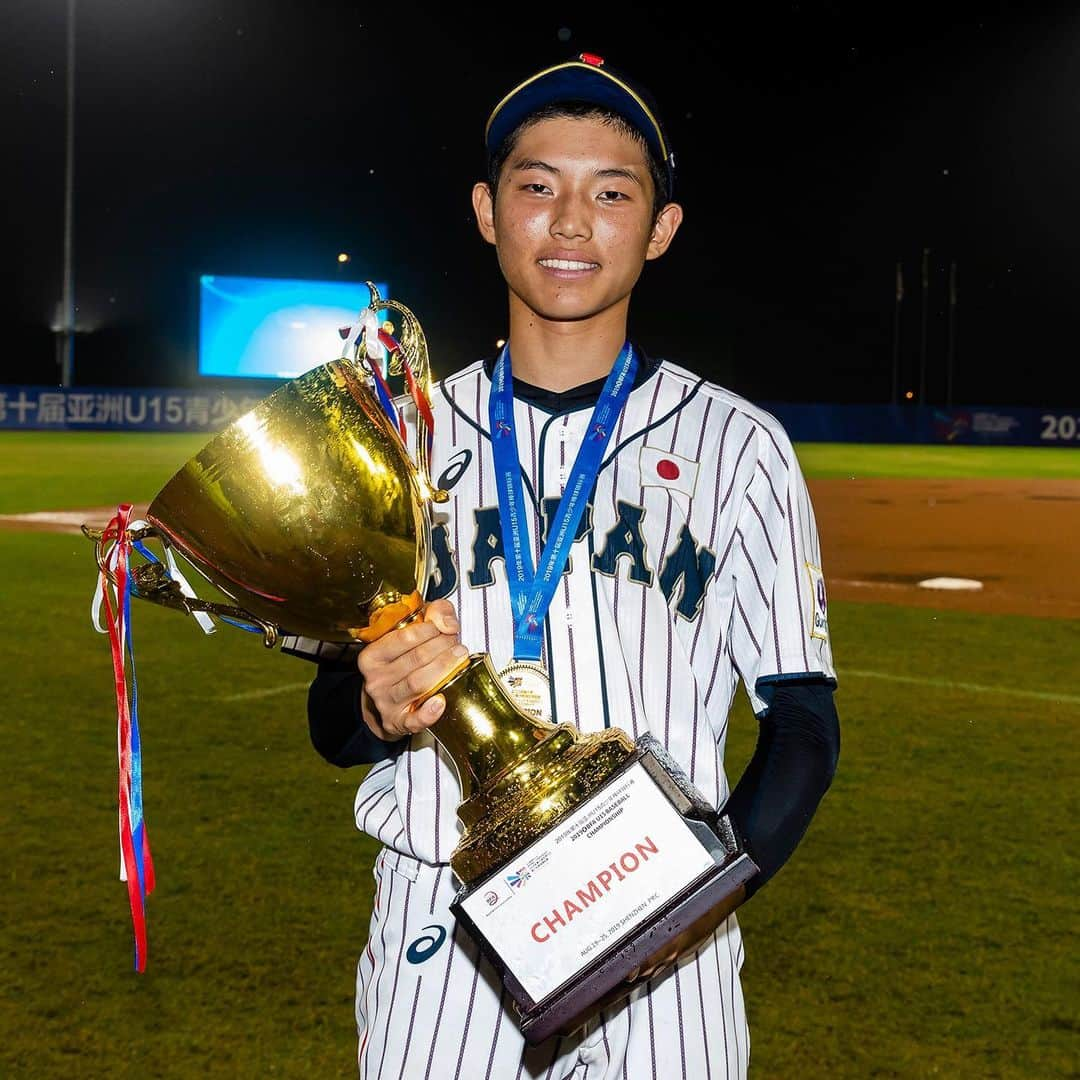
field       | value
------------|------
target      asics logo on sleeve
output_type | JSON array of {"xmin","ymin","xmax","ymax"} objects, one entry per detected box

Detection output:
[{"xmin": 406, "ymin": 924, "xmax": 449, "ymax": 965}]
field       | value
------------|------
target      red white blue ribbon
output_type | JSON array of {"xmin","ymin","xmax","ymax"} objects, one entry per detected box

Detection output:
[
  {"xmin": 94, "ymin": 504, "xmax": 156, "ymax": 971},
  {"xmin": 340, "ymin": 307, "xmax": 435, "ymax": 459},
  {"xmin": 378, "ymin": 328, "xmax": 436, "ymax": 463},
  {"xmin": 89, "ymin": 509, "xmax": 265, "ymax": 968}
]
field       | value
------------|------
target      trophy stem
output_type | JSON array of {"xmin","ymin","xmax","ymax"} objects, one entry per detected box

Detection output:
[
  {"xmin": 420, "ymin": 654, "xmax": 557, "ymax": 802},
  {"xmin": 418, "ymin": 655, "xmax": 636, "ymax": 884}
]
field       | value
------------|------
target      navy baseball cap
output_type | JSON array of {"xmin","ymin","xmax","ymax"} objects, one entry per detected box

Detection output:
[{"xmin": 484, "ymin": 53, "xmax": 676, "ymax": 200}]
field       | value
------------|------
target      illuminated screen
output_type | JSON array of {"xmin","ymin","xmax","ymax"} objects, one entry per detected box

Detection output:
[{"xmin": 198, "ymin": 275, "xmax": 389, "ymax": 379}]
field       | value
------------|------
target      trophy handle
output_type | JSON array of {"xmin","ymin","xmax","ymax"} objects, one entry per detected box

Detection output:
[{"xmin": 82, "ymin": 524, "xmax": 280, "ymax": 648}]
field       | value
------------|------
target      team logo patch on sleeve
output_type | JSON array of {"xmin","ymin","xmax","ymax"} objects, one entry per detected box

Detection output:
[
  {"xmin": 805, "ymin": 563, "xmax": 829, "ymax": 641},
  {"xmin": 639, "ymin": 445, "xmax": 699, "ymax": 499}
]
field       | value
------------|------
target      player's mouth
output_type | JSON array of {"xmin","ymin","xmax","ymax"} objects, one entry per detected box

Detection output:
[{"xmin": 537, "ymin": 256, "xmax": 600, "ymax": 279}]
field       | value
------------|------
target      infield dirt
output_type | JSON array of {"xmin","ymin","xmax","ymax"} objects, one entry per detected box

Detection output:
[
  {"xmin": 3, "ymin": 477, "xmax": 1077, "ymax": 619},
  {"xmin": 813, "ymin": 477, "xmax": 1080, "ymax": 619}
]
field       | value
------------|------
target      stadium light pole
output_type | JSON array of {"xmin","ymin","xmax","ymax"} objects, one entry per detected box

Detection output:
[
  {"xmin": 918, "ymin": 247, "xmax": 930, "ymax": 404},
  {"xmin": 58, "ymin": 0, "xmax": 76, "ymax": 387},
  {"xmin": 946, "ymin": 261, "xmax": 957, "ymax": 407},
  {"xmin": 891, "ymin": 261, "xmax": 903, "ymax": 405}
]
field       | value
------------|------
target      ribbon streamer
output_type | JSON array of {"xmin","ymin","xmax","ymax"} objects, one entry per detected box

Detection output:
[
  {"xmin": 94, "ymin": 504, "xmax": 156, "ymax": 971},
  {"xmin": 340, "ymin": 307, "xmax": 406, "ymax": 440},
  {"xmin": 341, "ymin": 307, "xmax": 436, "ymax": 456},
  {"xmin": 375, "ymin": 329, "xmax": 435, "ymax": 461},
  {"xmin": 391, "ymin": 336, "xmax": 436, "ymax": 464}
]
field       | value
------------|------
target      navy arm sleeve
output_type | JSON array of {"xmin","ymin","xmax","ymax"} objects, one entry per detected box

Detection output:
[
  {"xmin": 307, "ymin": 665, "xmax": 407, "ymax": 768},
  {"xmin": 722, "ymin": 680, "xmax": 840, "ymax": 898}
]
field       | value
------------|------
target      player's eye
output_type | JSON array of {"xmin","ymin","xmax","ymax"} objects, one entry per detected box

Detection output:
[
  {"xmin": 522, "ymin": 182, "xmax": 551, "ymax": 194},
  {"xmin": 598, "ymin": 190, "xmax": 630, "ymax": 202}
]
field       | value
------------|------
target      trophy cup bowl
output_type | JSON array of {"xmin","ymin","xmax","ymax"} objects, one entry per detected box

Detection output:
[
  {"xmin": 86, "ymin": 286, "xmax": 756, "ymax": 1044},
  {"xmin": 140, "ymin": 356, "xmax": 430, "ymax": 644}
]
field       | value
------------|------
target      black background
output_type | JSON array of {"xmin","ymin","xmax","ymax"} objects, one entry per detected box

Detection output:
[{"xmin": 3, "ymin": 2, "xmax": 1078, "ymax": 405}]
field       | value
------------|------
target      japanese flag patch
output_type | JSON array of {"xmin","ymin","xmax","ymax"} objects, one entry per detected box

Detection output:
[
  {"xmin": 805, "ymin": 563, "xmax": 829, "ymax": 642},
  {"xmin": 639, "ymin": 445, "xmax": 699, "ymax": 499}
]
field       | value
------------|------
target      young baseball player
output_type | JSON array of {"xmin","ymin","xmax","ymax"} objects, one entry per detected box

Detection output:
[{"xmin": 301, "ymin": 55, "xmax": 840, "ymax": 1079}]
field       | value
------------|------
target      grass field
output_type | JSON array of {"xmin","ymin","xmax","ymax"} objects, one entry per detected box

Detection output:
[
  {"xmin": 794, "ymin": 442, "xmax": 1080, "ymax": 479},
  {"xmin": 1, "ymin": 433, "xmax": 1077, "ymax": 1078},
  {"xmin": 0, "ymin": 432, "xmax": 208, "ymax": 514},
  {"xmin": 2, "ymin": 433, "xmax": 1080, "ymax": 517}
]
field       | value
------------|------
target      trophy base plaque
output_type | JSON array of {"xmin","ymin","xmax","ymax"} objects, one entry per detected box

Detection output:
[{"xmin": 452, "ymin": 735, "xmax": 757, "ymax": 1045}]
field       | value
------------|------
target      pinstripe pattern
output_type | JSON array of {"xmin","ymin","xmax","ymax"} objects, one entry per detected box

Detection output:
[
  {"xmin": 692, "ymin": 950, "xmax": 714, "ymax": 1080},
  {"xmin": 659, "ymin": 383, "xmax": 686, "ymax": 750},
  {"xmin": 484, "ymin": 987, "xmax": 509, "ymax": 1080},
  {"xmin": 558, "ymin": 422, "xmax": 584, "ymax": 727},
  {"xmin": 395, "ymin": 981, "xmax": 422, "ymax": 1080},
  {"xmin": 421, "ymin": 920, "xmax": 459, "ymax": 1079},
  {"xmin": 451, "ymin": 933, "xmax": 484, "ymax": 1080},
  {"xmin": 634, "ymin": 374, "xmax": 665, "ymax": 740},
  {"xmin": 674, "ymin": 963, "xmax": 687, "ymax": 1078},
  {"xmin": 645, "ymin": 987, "xmax": 657, "ymax": 1078},
  {"xmin": 373, "ymin": 872, "xmax": 412, "ymax": 1080},
  {"xmin": 348, "ymin": 359, "xmax": 833, "ymax": 1078},
  {"xmin": 608, "ymin": 403, "xmax": 639, "ymax": 738},
  {"xmin": 356, "ymin": 853, "xmax": 389, "ymax": 1071}
]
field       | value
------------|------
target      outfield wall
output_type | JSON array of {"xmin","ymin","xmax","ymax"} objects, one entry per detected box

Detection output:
[
  {"xmin": 764, "ymin": 402, "xmax": 1080, "ymax": 447},
  {"xmin": 0, "ymin": 386, "xmax": 265, "ymax": 433},
  {"xmin": 0, "ymin": 384, "xmax": 1077, "ymax": 447}
]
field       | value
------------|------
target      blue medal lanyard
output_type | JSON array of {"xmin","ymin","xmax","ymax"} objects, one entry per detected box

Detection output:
[{"xmin": 489, "ymin": 341, "xmax": 638, "ymax": 661}]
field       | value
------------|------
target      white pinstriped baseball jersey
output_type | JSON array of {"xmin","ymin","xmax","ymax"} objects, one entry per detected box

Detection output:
[
  {"xmin": 354, "ymin": 356, "xmax": 834, "ymax": 863},
  {"xmin": 349, "ymin": 356, "xmax": 835, "ymax": 1079}
]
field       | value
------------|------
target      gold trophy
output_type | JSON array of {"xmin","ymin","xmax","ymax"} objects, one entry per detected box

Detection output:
[{"xmin": 86, "ymin": 285, "xmax": 755, "ymax": 1042}]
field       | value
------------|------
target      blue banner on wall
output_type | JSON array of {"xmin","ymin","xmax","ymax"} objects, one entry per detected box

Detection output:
[
  {"xmin": 1, "ymin": 385, "xmax": 1076, "ymax": 447},
  {"xmin": 0, "ymin": 386, "xmax": 269, "ymax": 432},
  {"xmin": 760, "ymin": 402, "xmax": 1080, "ymax": 447}
]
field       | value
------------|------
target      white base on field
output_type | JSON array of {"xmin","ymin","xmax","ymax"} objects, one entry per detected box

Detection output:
[{"xmin": 917, "ymin": 576, "xmax": 984, "ymax": 591}]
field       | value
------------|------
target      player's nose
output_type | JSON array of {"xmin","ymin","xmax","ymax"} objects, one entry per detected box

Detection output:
[{"xmin": 549, "ymin": 194, "xmax": 592, "ymax": 242}]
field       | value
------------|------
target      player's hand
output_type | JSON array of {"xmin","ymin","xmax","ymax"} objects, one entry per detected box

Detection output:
[{"xmin": 357, "ymin": 599, "xmax": 468, "ymax": 742}]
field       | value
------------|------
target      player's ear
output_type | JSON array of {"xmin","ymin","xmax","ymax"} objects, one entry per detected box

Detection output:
[
  {"xmin": 645, "ymin": 201, "xmax": 684, "ymax": 261},
  {"xmin": 472, "ymin": 182, "xmax": 497, "ymax": 246}
]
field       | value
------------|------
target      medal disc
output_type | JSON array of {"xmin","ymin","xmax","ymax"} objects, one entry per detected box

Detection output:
[{"xmin": 497, "ymin": 662, "xmax": 552, "ymax": 723}]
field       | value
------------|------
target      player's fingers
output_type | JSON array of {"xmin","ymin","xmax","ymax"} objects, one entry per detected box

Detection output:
[
  {"xmin": 423, "ymin": 599, "xmax": 460, "ymax": 636},
  {"xmin": 400, "ymin": 693, "xmax": 446, "ymax": 734},
  {"xmin": 371, "ymin": 635, "xmax": 460, "ymax": 704},
  {"xmin": 408, "ymin": 631, "xmax": 465, "ymax": 671},
  {"xmin": 371, "ymin": 632, "xmax": 462, "ymax": 694},
  {"xmin": 387, "ymin": 642, "xmax": 469, "ymax": 706},
  {"xmin": 359, "ymin": 618, "xmax": 441, "ymax": 671},
  {"xmin": 363, "ymin": 640, "xmax": 461, "ymax": 724},
  {"xmin": 379, "ymin": 692, "xmax": 446, "ymax": 740}
]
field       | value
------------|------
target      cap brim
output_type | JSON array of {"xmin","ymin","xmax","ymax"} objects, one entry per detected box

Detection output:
[{"xmin": 485, "ymin": 60, "xmax": 673, "ymax": 197}]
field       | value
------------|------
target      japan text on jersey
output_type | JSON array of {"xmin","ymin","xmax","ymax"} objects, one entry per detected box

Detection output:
[{"xmin": 345, "ymin": 358, "xmax": 835, "ymax": 869}]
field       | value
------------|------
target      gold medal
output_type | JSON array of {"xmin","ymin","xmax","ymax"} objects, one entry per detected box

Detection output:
[{"xmin": 497, "ymin": 661, "xmax": 552, "ymax": 723}]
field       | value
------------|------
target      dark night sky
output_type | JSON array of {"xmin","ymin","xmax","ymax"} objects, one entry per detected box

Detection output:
[{"xmin": 2, "ymin": 2, "xmax": 1078, "ymax": 406}]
